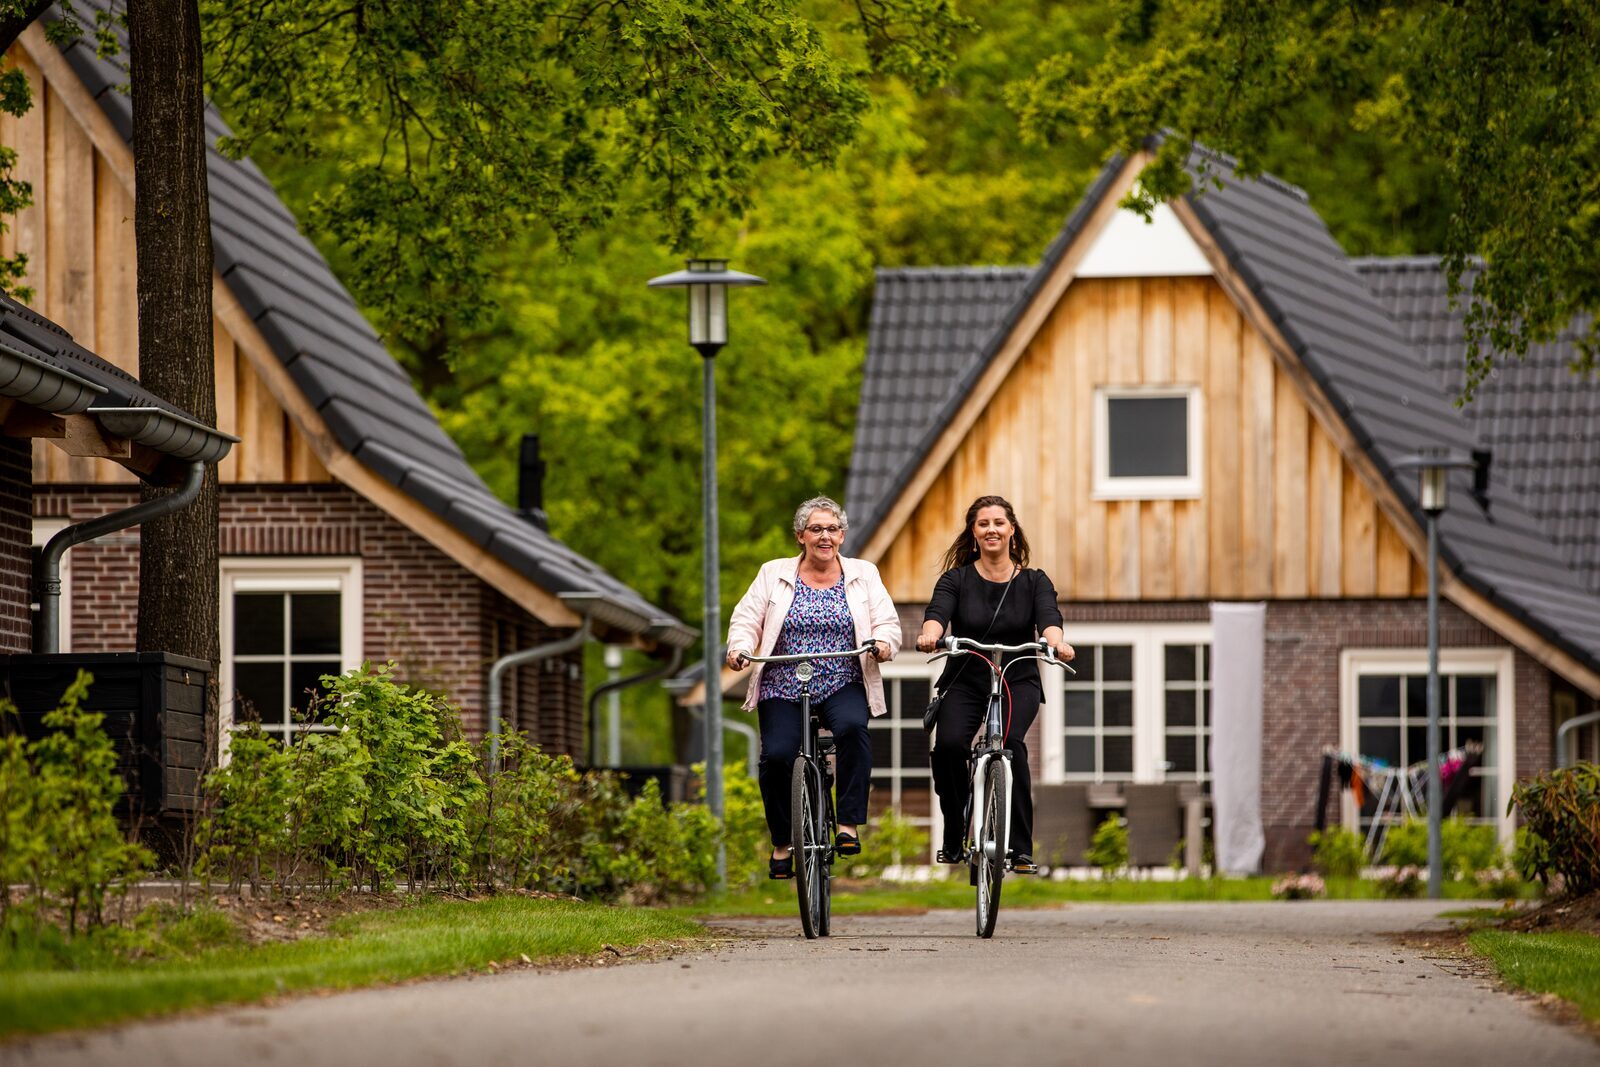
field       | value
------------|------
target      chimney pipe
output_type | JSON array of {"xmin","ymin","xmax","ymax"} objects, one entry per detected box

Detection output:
[{"xmin": 519, "ymin": 433, "xmax": 548, "ymax": 530}]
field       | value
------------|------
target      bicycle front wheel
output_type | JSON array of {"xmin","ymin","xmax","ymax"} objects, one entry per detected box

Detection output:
[
  {"xmin": 976, "ymin": 759, "xmax": 1007, "ymax": 938},
  {"xmin": 792, "ymin": 755, "xmax": 826, "ymax": 939}
]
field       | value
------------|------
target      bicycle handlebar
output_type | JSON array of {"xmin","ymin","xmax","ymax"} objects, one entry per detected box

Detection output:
[
  {"xmin": 929, "ymin": 636, "xmax": 1076, "ymax": 674},
  {"xmin": 742, "ymin": 644, "xmax": 878, "ymax": 665}
]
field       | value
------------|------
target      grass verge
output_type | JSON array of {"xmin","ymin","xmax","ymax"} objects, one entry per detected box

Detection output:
[
  {"xmin": 1470, "ymin": 928, "xmax": 1600, "ymax": 1022},
  {"xmin": 0, "ymin": 896, "xmax": 700, "ymax": 1040}
]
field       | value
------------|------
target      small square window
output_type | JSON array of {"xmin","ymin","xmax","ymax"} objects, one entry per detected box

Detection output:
[{"xmin": 1093, "ymin": 386, "xmax": 1202, "ymax": 499}]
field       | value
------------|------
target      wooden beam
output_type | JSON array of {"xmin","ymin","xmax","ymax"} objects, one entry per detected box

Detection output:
[
  {"xmin": 58, "ymin": 413, "xmax": 130, "ymax": 458},
  {"xmin": 3, "ymin": 406, "xmax": 64, "ymax": 438},
  {"xmin": 859, "ymin": 153, "xmax": 1152, "ymax": 563}
]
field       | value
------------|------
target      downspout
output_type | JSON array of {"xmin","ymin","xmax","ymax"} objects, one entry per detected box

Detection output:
[
  {"xmin": 1557, "ymin": 709, "xmax": 1600, "ymax": 768},
  {"xmin": 36, "ymin": 460, "xmax": 206, "ymax": 654},
  {"xmin": 487, "ymin": 615, "xmax": 591, "ymax": 770},
  {"xmin": 586, "ymin": 645, "xmax": 685, "ymax": 767},
  {"xmin": 686, "ymin": 699, "xmax": 758, "ymax": 780}
]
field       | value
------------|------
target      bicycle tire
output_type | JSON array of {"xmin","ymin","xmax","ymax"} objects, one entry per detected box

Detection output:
[
  {"xmin": 792, "ymin": 755, "xmax": 823, "ymax": 940},
  {"xmin": 818, "ymin": 771, "xmax": 835, "ymax": 937},
  {"xmin": 976, "ymin": 759, "xmax": 1007, "ymax": 938}
]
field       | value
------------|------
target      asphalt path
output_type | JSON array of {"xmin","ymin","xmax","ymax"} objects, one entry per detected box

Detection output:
[{"xmin": 8, "ymin": 900, "xmax": 1598, "ymax": 1067}]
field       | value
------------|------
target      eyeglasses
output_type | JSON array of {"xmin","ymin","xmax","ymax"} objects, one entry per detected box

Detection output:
[{"xmin": 804, "ymin": 525, "xmax": 844, "ymax": 536}]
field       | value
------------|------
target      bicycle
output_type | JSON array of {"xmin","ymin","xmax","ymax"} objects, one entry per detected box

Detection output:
[
  {"xmin": 740, "ymin": 644, "xmax": 877, "ymax": 939},
  {"xmin": 927, "ymin": 636, "xmax": 1073, "ymax": 938}
]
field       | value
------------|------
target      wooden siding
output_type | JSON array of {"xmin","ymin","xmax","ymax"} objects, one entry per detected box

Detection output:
[
  {"xmin": 875, "ymin": 276, "xmax": 1426, "ymax": 601},
  {"xmin": 0, "ymin": 46, "xmax": 332, "ymax": 487}
]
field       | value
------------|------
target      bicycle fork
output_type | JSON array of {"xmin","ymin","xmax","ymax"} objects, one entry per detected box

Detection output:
[{"xmin": 967, "ymin": 752, "xmax": 1013, "ymax": 864}]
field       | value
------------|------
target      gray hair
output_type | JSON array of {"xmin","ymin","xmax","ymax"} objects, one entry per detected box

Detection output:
[{"xmin": 793, "ymin": 496, "xmax": 848, "ymax": 537}]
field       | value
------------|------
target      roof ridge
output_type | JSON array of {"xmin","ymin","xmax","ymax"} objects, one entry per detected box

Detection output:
[{"xmin": 874, "ymin": 264, "xmax": 1035, "ymax": 279}]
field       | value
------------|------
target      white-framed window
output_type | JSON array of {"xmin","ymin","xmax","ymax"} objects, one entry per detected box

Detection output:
[
  {"xmin": 1042, "ymin": 623, "xmax": 1212, "ymax": 784},
  {"xmin": 1092, "ymin": 385, "xmax": 1203, "ymax": 499},
  {"xmin": 219, "ymin": 558, "xmax": 362, "ymax": 746},
  {"xmin": 31, "ymin": 519, "xmax": 73, "ymax": 652},
  {"xmin": 873, "ymin": 662, "xmax": 941, "ymax": 859},
  {"xmin": 1339, "ymin": 649, "xmax": 1515, "ymax": 845}
]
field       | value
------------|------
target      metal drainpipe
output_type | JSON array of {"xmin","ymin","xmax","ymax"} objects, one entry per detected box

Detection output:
[
  {"xmin": 686, "ymin": 699, "xmax": 758, "ymax": 780},
  {"xmin": 487, "ymin": 615, "xmax": 591, "ymax": 770},
  {"xmin": 36, "ymin": 460, "xmax": 206, "ymax": 654},
  {"xmin": 1557, "ymin": 709, "xmax": 1600, "ymax": 768},
  {"xmin": 586, "ymin": 645, "xmax": 684, "ymax": 767}
]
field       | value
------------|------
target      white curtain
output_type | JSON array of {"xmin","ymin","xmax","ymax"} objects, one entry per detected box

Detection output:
[{"xmin": 1210, "ymin": 602, "xmax": 1266, "ymax": 874}]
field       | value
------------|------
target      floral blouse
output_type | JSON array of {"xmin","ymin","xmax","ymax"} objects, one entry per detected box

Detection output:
[{"xmin": 758, "ymin": 574, "xmax": 862, "ymax": 703}]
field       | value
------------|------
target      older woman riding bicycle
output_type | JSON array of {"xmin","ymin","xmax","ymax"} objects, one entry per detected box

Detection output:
[{"xmin": 726, "ymin": 495, "xmax": 902, "ymax": 879}]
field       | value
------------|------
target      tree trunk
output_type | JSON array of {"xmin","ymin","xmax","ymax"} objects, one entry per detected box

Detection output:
[{"xmin": 129, "ymin": 0, "xmax": 218, "ymax": 674}]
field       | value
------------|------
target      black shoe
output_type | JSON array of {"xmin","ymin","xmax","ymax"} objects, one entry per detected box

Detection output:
[
  {"xmin": 835, "ymin": 831, "xmax": 861, "ymax": 856},
  {"xmin": 936, "ymin": 847, "xmax": 966, "ymax": 865},
  {"xmin": 1011, "ymin": 853, "xmax": 1038, "ymax": 875},
  {"xmin": 769, "ymin": 853, "xmax": 794, "ymax": 880}
]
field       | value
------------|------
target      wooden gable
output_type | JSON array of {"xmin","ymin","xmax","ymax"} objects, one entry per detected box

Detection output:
[
  {"xmin": 0, "ymin": 43, "xmax": 331, "ymax": 489},
  {"xmin": 866, "ymin": 154, "xmax": 1426, "ymax": 604}
]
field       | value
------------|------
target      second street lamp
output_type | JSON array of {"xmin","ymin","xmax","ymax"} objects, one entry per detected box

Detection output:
[
  {"xmin": 648, "ymin": 258, "xmax": 766, "ymax": 889},
  {"xmin": 1393, "ymin": 446, "xmax": 1479, "ymax": 900}
]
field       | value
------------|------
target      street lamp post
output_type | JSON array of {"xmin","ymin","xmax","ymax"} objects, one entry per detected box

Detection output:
[
  {"xmin": 1394, "ymin": 447, "xmax": 1479, "ymax": 900},
  {"xmin": 648, "ymin": 258, "xmax": 766, "ymax": 889}
]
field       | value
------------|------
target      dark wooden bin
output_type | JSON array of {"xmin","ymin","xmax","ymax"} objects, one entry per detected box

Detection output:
[{"xmin": 0, "ymin": 652, "xmax": 211, "ymax": 815}]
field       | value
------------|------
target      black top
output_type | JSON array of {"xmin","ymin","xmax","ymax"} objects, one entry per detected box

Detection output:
[{"xmin": 923, "ymin": 565, "xmax": 1064, "ymax": 695}]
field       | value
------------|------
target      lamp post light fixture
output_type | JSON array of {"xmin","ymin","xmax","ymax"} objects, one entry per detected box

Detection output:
[
  {"xmin": 1393, "ymin": 446, "xmax": 1480, "ymax": 900},
  {"xmin": 648, "ymin": 258, "xmax": 766, "ymax": 888}
]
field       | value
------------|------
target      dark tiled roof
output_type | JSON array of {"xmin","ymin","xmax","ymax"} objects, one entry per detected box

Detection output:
[
  {"xmin": 49, "ymin": 9, "xmax": 680, "ymax": 635},
  {"xmin": 1353, "ymin": 257, "xmax": 1600, "ymax": 595},
  {"xmin": 852, "ymin": 144, "xmax": 1600, "ymax": 677},
  {"xmin": 845, "ymin": 266, "xmax": 1031, "ymax": 529}
]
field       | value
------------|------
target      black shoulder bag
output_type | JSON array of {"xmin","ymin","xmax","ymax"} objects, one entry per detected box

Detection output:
[{"xmin": 922, "ymin": 565, "xmax": 1017, "ymax": 733}]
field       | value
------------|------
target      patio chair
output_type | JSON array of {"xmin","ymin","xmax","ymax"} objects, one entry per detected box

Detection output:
[
  {"xmin": 1124, "ymin": 783, "xmax": 1183, "ymax": 868},
  {"xmin": 1033, "ymin": 783, "xmax": 1092, "ymax": 867}
]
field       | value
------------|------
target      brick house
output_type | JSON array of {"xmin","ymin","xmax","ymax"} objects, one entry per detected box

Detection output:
[
  {"xmin": 5, "ymin": 21, "xmax": 690, "ymax": 756},
  {"xmin": 846, "ymin": 143, "xmax": 1600, "ymax": 870}
]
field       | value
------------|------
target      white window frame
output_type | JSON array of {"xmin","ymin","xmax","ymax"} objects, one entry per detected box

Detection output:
[
  {"xmin": 1339, "ymin": 648, "xmax": 1516, "ymax": 846},
  {"xmin": 1043, "ymin": 622, "xmax": 1213, "ymax": 783},
  {"xmin": 31, "ymin": 519, "xmax": 73, "ymax": 653},
  {"xmin": 877, "ymin": 659, "xmax": 944, "ymax": 857},
  {"xmin": 219, "ymin": 557, "xmax": 363, "ymax": 753},
  {"xmin": 1092, "ymin": 385, "xmax": 1203, "ymax": 500}
]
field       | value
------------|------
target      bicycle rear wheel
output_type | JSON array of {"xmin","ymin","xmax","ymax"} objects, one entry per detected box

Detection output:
[
  {"xmin": 792, "ymin": 755, "xmax": 826, "ymax": 939},
  {"xmin": 975, "ymin": 759, "xmax": 1007, "ymax": 938}
]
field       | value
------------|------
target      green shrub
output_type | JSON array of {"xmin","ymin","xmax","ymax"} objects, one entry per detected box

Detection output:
[
  {"xmin": 1510, "ymin": 825, "xmax": 1549, "ymax": 885},
  {"xmin": 851, "ymin": 806, "xmax": 931, "ymax": 878},
  {"xmin": 1308, "ymin": 827, "xmax": 1365, "ymax": 879},
  {"xmin": 27, "ymin": 673, "xmax": 153, "ymax": 933},
  {"xmin": 1086, "ymin": 814, "xmax": 1128, "ymax": 876},
  {"xmin": 1511, "ymin": 764, "xmax": 1600, "ymax": 894},
  {"xmin": 469, "ymin": 732, "xmax": 569, "ymax": 891},
  {"xmin": 714, "ymin": 761, "xmax": 766, "ymax": 891},
  {"xmin": 0, "ymin": 710, "xmax": 41, "ymax": 936},
  {"xmin": 1376, "ymin": 865, "xmax": 1423, "ymax": 898},
  {"xmin": 1379, "ymin": 816, "xmax": 1502, "ymax": 879},
  {"xmin": 195, "ymin": 726, "xmax": 293, "ymax": 892}
]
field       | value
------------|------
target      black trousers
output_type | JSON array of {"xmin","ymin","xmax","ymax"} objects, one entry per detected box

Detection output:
[
  {"xmin": 756, "ymin": 682, "xmax": 871, "ymax": 847},
  {"xmin": 930, "ymin": 681, "xmax": 1041, "ymax": 856}
]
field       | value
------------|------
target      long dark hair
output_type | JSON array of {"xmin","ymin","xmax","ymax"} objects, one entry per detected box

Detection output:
[{"xmin": 937, "ymin": 495, "xmax": 1031, "ymax": 574}]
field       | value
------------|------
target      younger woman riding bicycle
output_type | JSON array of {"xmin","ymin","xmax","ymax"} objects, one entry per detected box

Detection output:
[{"xmin": 915, "ymin": 495, "xmax": 1074, "ymax": 873}]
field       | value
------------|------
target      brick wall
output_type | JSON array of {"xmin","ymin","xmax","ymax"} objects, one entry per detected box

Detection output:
[
  {"xmin": 35, "ymin": 482, "xmax": 586, "ymax": 753},
  {"xmin": 0, "ymin": 437, "xmax": 31, "ymax": 652}
]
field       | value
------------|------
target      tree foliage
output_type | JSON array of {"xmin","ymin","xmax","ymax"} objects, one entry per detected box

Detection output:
[{"xmin": 1009, "ymin": 0, "xmax": 1600, "ymax": 399}]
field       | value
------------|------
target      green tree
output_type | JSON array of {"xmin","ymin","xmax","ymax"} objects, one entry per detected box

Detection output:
[{"xmin": 1009, "ymin": 0, "xmax": 1600, "ymax": 400}]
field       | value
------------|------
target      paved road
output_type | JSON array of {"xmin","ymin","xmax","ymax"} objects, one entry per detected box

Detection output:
[{"xmin": 8, "ymin": 901, "xmax": 1598, "ymax": 1067}]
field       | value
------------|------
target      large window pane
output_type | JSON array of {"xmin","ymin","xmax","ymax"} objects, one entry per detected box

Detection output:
[
  {"xmin": 1107, "ymin": 396, "xmax": 1188, "ymax": 478},
  {"xmin": 1165, "ymin": 689, "xmax": 1196, "ymax": 727},
  {"xmin": 1101, "ymin": 646, "xmax": 1134, "ymax": 681},
  {"xmin": 899, "ymin": 679, "xmax": 930, "ymax": 720},
  {"xmin": 234, "ymin": 662, "xmax": 284, "ymax": 727},
  {"xmin": 291, "ymin": 593, "xmax": 342, "ymax": 654},
  {"xmin": 1103, "ymin": 735, "xmax": 1134, "ymax": 775},
  {"xmin": 900, "ymin": 726, "xmax": 929, "ymax": 766},
  {"xmin": 1358, "ymin": 676, "xmax": 1399, "ymax": 718},
  {"xmin": 1164, "ymin": 644, "xmax": 1196, "ymax": 680},
  {"xmin": 1065, "ymin": 690, "xmax": 1095, "ymax": 728},
  {"xmin": 1066, "ymin": 736, "xmax": 1095, "ymax": 774},
  {"xmin": 1102, "ymin": 689, "xmax": 1133, "ymax": 728},
  {"xmin": 290, "ymin": 661, "xmax": 341, "ymax": 721},
  {"xmin": 234, "ymin": 594, "xmax": 284, "ymax": 655},
  {"xmin": 1166, "ymin": 734, "xmax": 1196, "ymax": 774},
  {"xmin": 870, "ymin": 728, "xmax": 892, "ymax": 766}
]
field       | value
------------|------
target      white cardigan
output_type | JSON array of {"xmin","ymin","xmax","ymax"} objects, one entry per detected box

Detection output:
[{"xmin": 725, "ymin": 555, "xmax": 902, "ymax": 716}]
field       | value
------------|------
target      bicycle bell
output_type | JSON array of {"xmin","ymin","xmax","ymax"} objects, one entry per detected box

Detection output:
[{"xmin": 796, "ymin": 662, "xmax": 814, "ymax": 683}]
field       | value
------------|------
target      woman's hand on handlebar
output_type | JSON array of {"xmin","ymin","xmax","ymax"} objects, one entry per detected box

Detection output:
[
  {"xmin": 915, "ymin": 624, "xmax": 943, "ymax": 654},
  {"xmin": 869, "ymin": 640, "xmax": 891, "ymax": 662},
  {"xmin": 725, "ymin": 648, "xmax": 750, "ymax": 671}
]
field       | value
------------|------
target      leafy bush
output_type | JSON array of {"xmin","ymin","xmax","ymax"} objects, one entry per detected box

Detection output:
[
  {"xmin": 713, "ymin": 761, "xmax": 767, "ymax": 892},
  {"xmin": 1308, "ymin": 827, "xmax": 1365, "ymax": 879},
  {"xmin": 1086, "ymin": 814, "xmax": 1128, "ymax": 876},
  {"xmin": 0, "ymin": 710, "xmax": 40, "ymax": 936},
  {"xmin": 1377, "ymin": 865, "xmax": 1423, "ymax": 898},
  {"xmin": 1379, "ymin": 816, "xmax": 1502, "ymax": 880},
  {"xmin": 1511, "ymin": 764, "xmax": 1600, "ymax": 895},
  {"xmin": 195, "ymin": 726, "xmax": 293, "ymax": 892},
  {"xmin": 26, "ymin": 673, "xmax": 153, "ymax": 933},
  {"xmin": 851, "ymin": 806, "xmax": 931, "ymax": 878}
]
